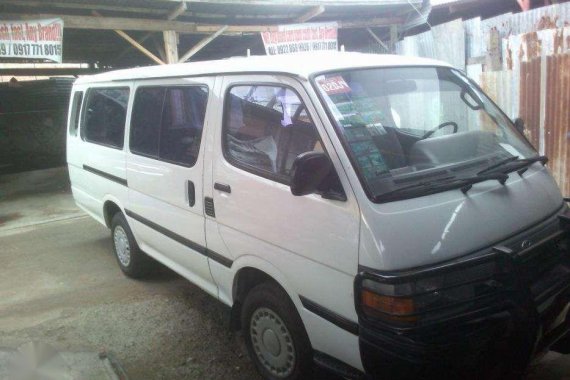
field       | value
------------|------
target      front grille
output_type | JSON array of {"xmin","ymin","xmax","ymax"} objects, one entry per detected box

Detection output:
[{"xmin": 517, "ymin": 233, "xmax": 566, "ymax": 283}]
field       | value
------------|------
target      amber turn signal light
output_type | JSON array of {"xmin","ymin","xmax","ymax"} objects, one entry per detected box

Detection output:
[{"xmin": 361, "ymin": 289, "xmax": 417, "ymax": 322}]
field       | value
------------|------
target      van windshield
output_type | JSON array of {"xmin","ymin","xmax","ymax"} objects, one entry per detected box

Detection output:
[{"xmin": 313, "ymin": 66, "xmax": 537, "ymax": 202}]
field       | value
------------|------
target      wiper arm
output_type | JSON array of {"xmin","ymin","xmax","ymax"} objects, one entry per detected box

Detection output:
[
  {"xmin": 514, "ymin": 155, "xmax": 549, "ymax": 176},
  {"xmin": 477, "ymin": 156, "xmax": 519, "ymax": 175},
  {"xmin": 374, "ymin": 173, "xmax": 508, "ymax": 202},
  {"xmin": 458, "ymin": 173, "xmax": 509, "ymax": 193},
  {"xmin": 478, "ymin": 155, "xmax": 548, "ymax": 176}
]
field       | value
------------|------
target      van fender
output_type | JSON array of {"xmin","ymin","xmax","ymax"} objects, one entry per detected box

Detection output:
[
  {"xmin": 229, "ymin": 254, "xmax": 304, "ymax": 316},
  {"xmin": 101, "ymin": 194, "xmax": 126, "ymax": 226}
]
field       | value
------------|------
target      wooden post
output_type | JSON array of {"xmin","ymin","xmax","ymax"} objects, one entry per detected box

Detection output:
[
  {"xmin": 163, "ymin": 30, "xmax": 179, "ymax": 63},
  {"xmin": 389, "ymin": 25, "xmax": 398, "ymax": 52},
  {"xmin": 486, "ymin": 28, "xmax": 502, "ymax": 71}
]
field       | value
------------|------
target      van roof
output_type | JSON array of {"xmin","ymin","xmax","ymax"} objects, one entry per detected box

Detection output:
[{"xmin": 75, "ymin": 52, "xmax": 452, "ymax": 84}]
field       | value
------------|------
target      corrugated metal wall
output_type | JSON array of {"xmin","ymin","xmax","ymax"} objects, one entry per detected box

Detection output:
[{"xmin": 397, "ymin": 2, "xmax": 570, "ymax": 195}]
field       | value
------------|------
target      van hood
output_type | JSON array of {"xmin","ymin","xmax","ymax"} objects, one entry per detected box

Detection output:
[{"xmin": 359, "ymin": 165, "xmax": 564, "ymax": 271}]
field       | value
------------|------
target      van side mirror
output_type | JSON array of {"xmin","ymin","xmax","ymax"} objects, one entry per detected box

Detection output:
[
  {"xmin": 290, "ymin": 152, "xmax": 332, "ymax": 196},
  {"xmin": 514, "ymin": 117, "xmax": 526, "ymax": 134}
]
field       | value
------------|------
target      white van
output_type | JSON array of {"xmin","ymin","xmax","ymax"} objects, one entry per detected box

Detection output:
[{"xmin": 67, "ymin": 52, "xmax": 570, "ymax": 379}]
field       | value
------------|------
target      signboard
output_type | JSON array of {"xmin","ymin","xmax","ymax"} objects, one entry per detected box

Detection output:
[
  {"xmin": 261, "ymin": 22, "xmax": 337, "ymax": 56},
  {"xmin": 0, "ymin": 18, "xmax": 63, "ymax": 63}
]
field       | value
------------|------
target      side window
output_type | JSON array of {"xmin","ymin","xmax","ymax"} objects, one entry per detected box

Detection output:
[
  {"xmin": 130, "ymin": 86, "xmax": 208, "ymax": 167},
  {"xmin": 160, "ymin": 87, "xmax": 208, "ymax": 166},
  {"xmin": 69, "ymin": 91, "xmax": 83, "ymax": 136},
  {"xmin": 82, "ymin": 87, "xmax": 129, "ymax": 149},
  {"xmin": 130, "ymin": 87, "xmax": 165, "ymax": 157},
  {"xmin": 223, "ymin": 85, "xmax": 322, "ymax": 183}
]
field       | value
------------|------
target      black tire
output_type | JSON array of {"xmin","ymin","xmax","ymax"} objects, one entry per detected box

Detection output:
[
  {"xmin": 110, "ymin": 212, "xmax": 152, "ymax": 279},
  {"xmin": 241, "ymin": 282, "xmax": 313, "ymax": 380}
]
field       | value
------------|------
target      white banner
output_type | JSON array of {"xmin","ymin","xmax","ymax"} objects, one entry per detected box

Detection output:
[
  {"xmin": 261, "ymin": 22, "xmax": 338, "ymax": 56},
  {"xmin": 0, "ymin": 18, "xmax": 63, "ymax": 63}
]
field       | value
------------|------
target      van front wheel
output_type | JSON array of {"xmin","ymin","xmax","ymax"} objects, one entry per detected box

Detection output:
[
  {"xmin": 241, "ymin": 282, "xmax": 313, "ymax": 380},
  {"xmin": 111, "ymin": 212, "xmax": 152, "ymax": 279}
]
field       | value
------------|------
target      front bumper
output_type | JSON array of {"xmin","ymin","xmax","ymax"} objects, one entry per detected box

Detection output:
[{"xmin": 358, "ymin": 211, "xmax": 570, "ymax": 380}]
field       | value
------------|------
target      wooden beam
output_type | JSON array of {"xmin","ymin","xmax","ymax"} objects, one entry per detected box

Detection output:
[
  {"xmin": 0, "ymin": 0, "xmax": 169, "ymax": 17},
  {"xmin": 179, "ymin": 25, "xmax": 228, "ymax": 62},
  {"xmin": 366, "ymin": 27, "xmax": 389, "ymax": 51},
  {"xmin": 390, "ymin": 25, "xmax": 399, "ymax": 50},
  {"xmin": 1, "ymin": 13, "xmax": 199, "ymax": 33},
  {"xmin": 1, "ymin": 13, "xmax": 403, "ymax": 34},
  {"xmin": 154, "ymin": 0, "xmax": 421, "ymax": 5},
  {"xmin": 115, "ymin": 29, "xmax": 165, "ymax": 65},
  {"xmin": 117, "ymin": 2, "xmax": 185, "ymax": 63},
  {"xmin": 294, "ymin": 5, "xmax": 325, "ymax": 23},
  {"xmin": 163, "ymin": 30, "xmax": 179, "ymax": 63},
  {"xmin": 91, "ymin": 11, "xmax": 165, "ymax": 64},
  {"xmin": 167, "ymin": 1, "xmax": 187, "ymax": 20},
  {"xmin": 338, "ymin": 17, "xmax": 404, "ymax": 29}
]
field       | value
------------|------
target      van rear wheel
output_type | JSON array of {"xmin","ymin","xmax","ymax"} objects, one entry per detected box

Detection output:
[
  {"xmin": 241, "ymin": 282, "xmax": 313, "ymax": 380},
  {"xmin": 111, "ymin": 212, "xmax": 152, "ymax": 279}
]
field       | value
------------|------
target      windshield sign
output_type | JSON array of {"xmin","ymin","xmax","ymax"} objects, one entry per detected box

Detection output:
[{"xmin": 314, "ymin": 67, "xmax": 536, "ymax": 202}]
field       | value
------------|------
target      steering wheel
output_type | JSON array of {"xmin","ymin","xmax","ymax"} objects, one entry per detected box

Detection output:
[{"xmin": 422, "ymin": 121, "xmax": 459, "ymax": 140}]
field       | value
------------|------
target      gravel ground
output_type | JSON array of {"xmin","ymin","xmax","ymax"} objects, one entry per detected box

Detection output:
[{"xmin": 0, "ymin": 217, "xmax": 261, "ymax": 380}]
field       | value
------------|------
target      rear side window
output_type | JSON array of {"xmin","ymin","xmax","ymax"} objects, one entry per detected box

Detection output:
[
  {"xmin": 223, "ymin": 85, "xmax": 322, "ymax": 183},
  {"xmin": 82, "ymin": 87, "xmax": 130, "ymax": 149},
  {"xmin": 130, "ymin": 86, "xmax": 208, "ymax": 167},
  {"xmin": 69, "ymin": 91, "xmax": 83, "ymax": 136}
]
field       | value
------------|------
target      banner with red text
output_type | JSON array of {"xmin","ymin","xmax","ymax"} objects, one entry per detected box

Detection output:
[
  {"xmin": 0, "ymin": 18, "xmax": 63, "ymax": 63},
  {"xmin": 261, "ymin": 22, "xmax": 337, "ymax": 56}
]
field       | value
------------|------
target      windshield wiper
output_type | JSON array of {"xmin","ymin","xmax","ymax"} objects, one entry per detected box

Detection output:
[
  {"xmin": 477, "ymin": 155, "xmax": 548, "ymax": 176},
  {"xmin": 373, "ymin": 173, "xmax": 508, "ymax": 203}
]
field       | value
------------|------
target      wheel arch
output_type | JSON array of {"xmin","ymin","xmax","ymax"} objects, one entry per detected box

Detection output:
[
  {"xmin": 102, "ymin": 195, "xmax": 125, "ymax": 228},
  {"xmin": 229, "ymin": 258, "xmax": 303, "ymax": 331}
]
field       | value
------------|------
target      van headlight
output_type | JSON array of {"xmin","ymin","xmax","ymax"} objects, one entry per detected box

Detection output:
[{"xmin": 356, "ymin": 256, "xmax": 512, "ymax": 327}]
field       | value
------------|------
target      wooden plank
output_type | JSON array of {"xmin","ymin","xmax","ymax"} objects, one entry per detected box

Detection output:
[
  {"xmin": 339, "ymin": 17, "xmax": 403, "ymax": 29},
  {"xmin": 179, "ymin": 25, "xmax": 228, "ymax": 62},
  {"xmin": 163, "ymin": 30, "xmax": 179, "ymax": 63},
  {"xmin": 294, "ymin": 5, "xmax": 325, "ymax": 23},
  {"xmin": 485, "ymin": 28, "xmax": 502, "ymax": 71}
]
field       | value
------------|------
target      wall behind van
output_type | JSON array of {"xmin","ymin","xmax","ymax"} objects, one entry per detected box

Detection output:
[{"xmin": 0, "ymin": 78, "xmax": 73, "ymax": 175}]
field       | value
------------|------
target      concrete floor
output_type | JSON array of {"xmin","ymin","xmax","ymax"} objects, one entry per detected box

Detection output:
[
  {"xmin": 0, "ymin": 167, "xmax": 84, "ymax": 233},
  {"xmin": 0, "ymin": 216, "xmax": 261, "ymax": 380},
  {"xmin": 0, "ymin": 167, "xmax": 569, "ymax": 379}
]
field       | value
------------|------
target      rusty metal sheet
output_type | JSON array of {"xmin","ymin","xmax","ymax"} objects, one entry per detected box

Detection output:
[
  {"xmin": 519, "ymin": 58, "xmax": 542, "ymax": 151},
  {"xmin": 543, "ymin": 54, "xmax": 570, "ymax": 195}
]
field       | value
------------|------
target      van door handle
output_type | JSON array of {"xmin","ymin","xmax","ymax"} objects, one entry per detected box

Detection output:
[
  {"xmin": 187, "ymin": 180, "xmax": 195, "ymax": 207},
  {"xmin": 214, "ymin": 182, "xmax": 231, "ymax": 194}
]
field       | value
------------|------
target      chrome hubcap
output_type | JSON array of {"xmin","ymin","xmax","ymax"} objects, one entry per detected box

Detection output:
[
  {"xmin": 250, "ymin": 307, "xmax": 295, "ymax": 378},
  {"xmin": 113, "ymin": 226, "xmax": 131, "ymax": 266}
]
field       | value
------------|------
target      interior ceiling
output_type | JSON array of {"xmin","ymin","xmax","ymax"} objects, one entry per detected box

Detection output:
[{"xmin": 0, "ymin": 0, "xmax": 428, "ymax": 69}]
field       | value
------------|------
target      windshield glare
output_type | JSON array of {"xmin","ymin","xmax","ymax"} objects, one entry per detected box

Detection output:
[{"xmin": 314, "ymin": 67, "xmax": 536, "ymax": 201}]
